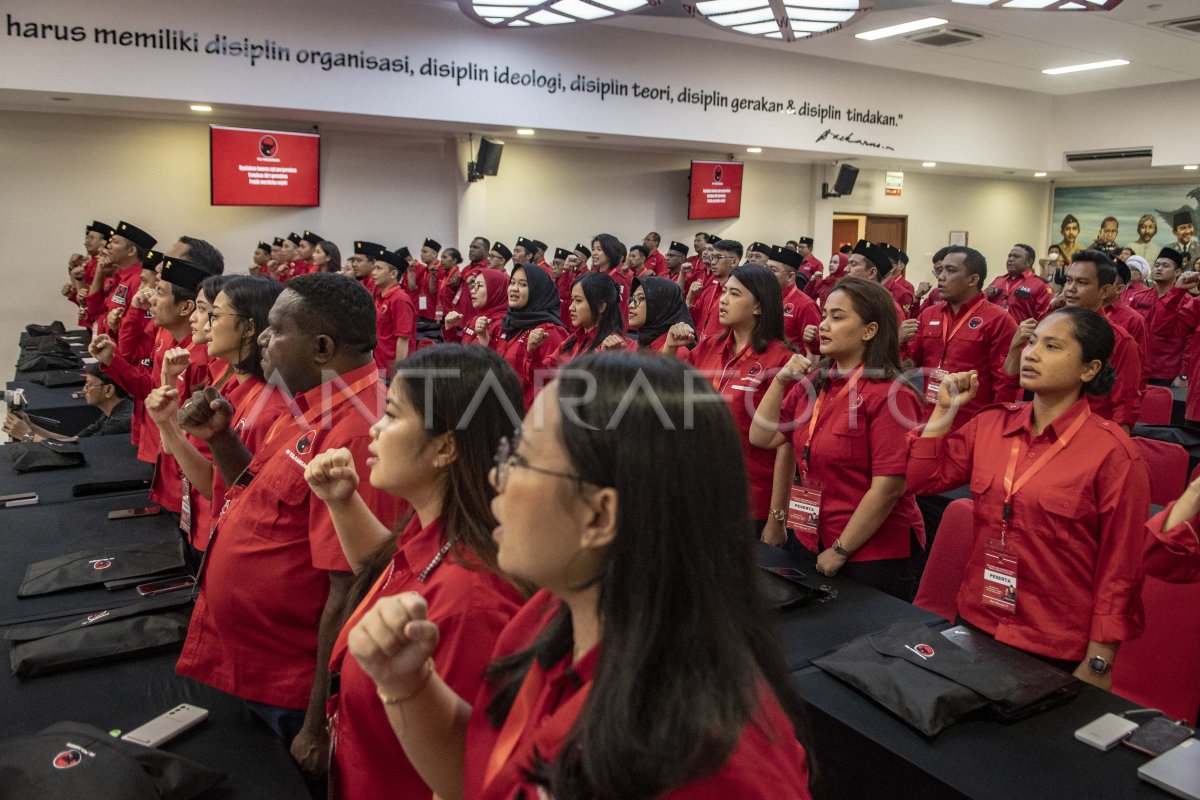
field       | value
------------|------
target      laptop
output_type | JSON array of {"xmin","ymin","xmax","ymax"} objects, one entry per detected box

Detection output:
[{"xmin": 1139, "ymin": 738, "xmax": 1200, "ymax": 800}]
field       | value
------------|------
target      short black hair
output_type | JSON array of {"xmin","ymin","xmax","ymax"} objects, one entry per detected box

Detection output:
[
  {"xmin": 199, "ymin": 274, "xmax": 228, "ymax": 304},
  {"xmin": 472, "ymin": 236, "xmax": 491, "ymax": 250},
  {"xmin": 945, "ymin": 246, "xmax": 987, "ymax": 286},
  {"xmin": 1014, "ymin": 243, "xmax": 1036, "ymax": 264},
  {"xmin": 443, "ymin": 247, "xmax": 462, "ymax": 264},
  {"xmin": 179, "ymin": 236, "xmax": 225, "ymax": 274},
  {"xmin": 629, "ymin": 244, "xmax": 650, "ymax": 258},
  {"xmin": 713, "ymin": 239, "xmax": 744, "ymax": 259},
  {"xmin": 1071, "ymin": 249, "xmax": 1117, "ymax": 286},
  {"xmin": 284, "ymin": 273, "xmax": 377, "ymax": 354},
  {"xmin": 932, "ymin": 246, "xmax": 952, "ymax": 263}
]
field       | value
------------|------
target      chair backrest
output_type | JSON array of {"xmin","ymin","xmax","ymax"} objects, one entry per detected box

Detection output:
[
  {"xmin": 914, "ymin": 498, "xmax": 974, "ymax": 621},
  {"xmin": 1112, "ymin": 575, "xmax": 1200, "ymax": 725},
  {"xmin": 1139, "ymin": 385, "xmax": 1174, "ymax": 426},
  {"xmin": 1133, "ymin": 437, "xmax": 1189, "ymax": 506}
]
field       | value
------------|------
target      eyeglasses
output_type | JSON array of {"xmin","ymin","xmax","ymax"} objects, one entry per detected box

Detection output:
[
  {"xmin": 207, "ymin": 311, "xmax": 250, "ymax": 325},
  {"xmin": 713, "ymin": 254, "xmax": 735, "ymax": 262},
  {"xmin": 628, "ymin": 295, "xmax": 646, "ymax": 308},
  {"xmin": 492, "ymin": 428, "xmax": 582, "ymax": 492}
]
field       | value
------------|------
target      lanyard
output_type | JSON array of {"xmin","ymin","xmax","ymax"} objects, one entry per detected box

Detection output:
[
  {"xmin": 716, "ymin": 342, "xmax": 754, "ymax": 393},
  {"xmin": 998, "ymin": 405, "xmax": 1091, "ymax": 544},
  {"xmin": 938, "ymin": 301, "xmax": 978, "ymax": 367},
  {"xmin": 802, "ymin": 365, "xmax": 864, "ymax": 471}
]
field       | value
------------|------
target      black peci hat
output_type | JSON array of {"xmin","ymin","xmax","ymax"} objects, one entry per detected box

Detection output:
[
  {"xmin": 355, "ymin": 241, "xmax": 385, "ymax": 259},
  {"xmin": 160, "ymin": 256, "xmax": 216, "ymax": 291},
  {"xmin": 491, "ymin": 242, "xmax": 512, "ymax": 262},
  {"xmin": 668, "ymin": 240, "xmax": 689, "ymax": 256},
  {"xmin": 114, "ymin": 221, "xmax": 157, "ymax": 251}
]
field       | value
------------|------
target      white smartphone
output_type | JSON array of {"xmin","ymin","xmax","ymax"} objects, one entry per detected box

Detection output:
[{"xmin": 121, "ymin": 703, "xmax": 208, "ymax": 748}]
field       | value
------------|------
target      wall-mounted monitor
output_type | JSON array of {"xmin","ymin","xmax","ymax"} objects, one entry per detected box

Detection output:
[
  {"xmin": 210, "ymin": 125, "xmax": 320, "ymax": 206},
  {"xmin": 688, "ymin": 160, "xmax": 743, "ymax": 220}
]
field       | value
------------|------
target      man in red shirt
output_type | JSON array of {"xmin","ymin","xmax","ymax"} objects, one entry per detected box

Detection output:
[
  {"xmin": 664, "ymin": 240, "xmax": 688, "ymax": 284},
  {"xmin": 406, "ymin": 238, "xmax": 440, "ymax": 330},
  {"xmin": 1122, "ymin": 255, "xmax": 1155, "ymax": 319},
  {"xmin": 292, "ymin": 231, "xmax": 322, "ymax": 276},
  {"xmin": 511, "ymin": 236, "xmax": 537, "ymax": 269},
  {"xmin": 684, "ymin": 232, "xmax": 715, "ymax": 290},
  {"xmin": 913, "ymin": 246, "xmax": 949, "ymax": 317},
  {"xmin": 986, "ymin": 244, "xmax": 1053, "ymax": 323},
  {"xmin": 642, "ymin": 231, "xmax": 668, "ymax": 276},
  {"xmin": 626, "ymin": 244, "xmax": 651, "ymax": 278},
  {"xmin": 903, "ymin": 246, "xmax": 1017, "ymax": 429},
  {"xmin": 466, "ymin": 236, "xmax": 490, "ymax": 273},
  {"xmin": 1145, "ymin": 247, "xmax": 1196, "ymax": 385},
  {"xmin": 372, "ymin": 249, "xmax": 416, "ymax": 376},
  {"xmin": 1103, "ymin": 259, "xmax": 1149, "ymax": 385},
  {"xmin": 882, "ymin": 246, "xmax": 916, "ymax": 319},
  {"xmin": 250, "ymin": 241, "xmax": 272, "ymax": 278},
  {"xmin": 767, "ymin": 246, "xmax": 820, "ymax": 352},
  {"xmin": 175, "ymin": 273, "xmax": 407, "ymax": 770},
  {"xmin": 428, "ymin": 245, "xmax": 462, "ymax": 329},
  {"xmin": 531, "ymin": 239, "xmax": 551, "ymax": 273},
  {"xmin": 80, "ymin": 220, "xmax": 113, "ymax": 288},
  {"xmin": 488, "ymin": 241, "xmax": 512, "ymax": 273},
  {"xmin": 351, "ymin": 241, "xmax": 383, "ymax": 297},
  {"xmin": 687, "ymin": 239, "xmax": 740, "ymax": 341},
  {"xmin": 86, "ymin": 221, "xmax": 156, "ymax": 338},
  {"xmin": 797, "ymin": 236, "xmax": 823, "ymax": 283}
]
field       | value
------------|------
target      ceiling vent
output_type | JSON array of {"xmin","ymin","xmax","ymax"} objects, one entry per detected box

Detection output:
[
  {"xmin": 1064, "ymin": 147, "xmax": 1153, "ymax": 172},
  {"xmin": 1156, "ymin": 16, "xmax": 1200, "ymax": 35},
  {"xmin": 905, "ymin": 27, "xmax": 983, "ymax": 47}
]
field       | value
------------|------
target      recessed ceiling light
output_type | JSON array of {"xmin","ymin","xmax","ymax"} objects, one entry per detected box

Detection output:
[
  {"xmin": 952, "ymin": 0, "xmax": 1124, "ymax": 8},
  {"xmin": 517, "ymin": 128, "xmax": 535, "ymax": 135},
  {"xmin": 1034, "ymin": 171, "xmax": 1047, "ymax": 177},
  {"xmin": 747, "ymin": 147, "xmax": 763, "ymax": 153},
  {"xmin": 1042, "ymin": 59, "xmax": 1128, "ymax": 75},
  {"xmin": 460, "ymin": 0, "xmax": 652, "ymax": 28},
  {"xmin": 1184, "ymin": 165, "xmax": 1199, "ymax": 171},
  {"xmin": 922, "ymin": 161, "xmax": 937, "ymax": 167},
  {"xmin": 855, "ymin": 17, "xmax": 947, "ymax": 41},
  {"xmin": 190, "ymin": 104, "xmax": 213, "ymax": 112}
]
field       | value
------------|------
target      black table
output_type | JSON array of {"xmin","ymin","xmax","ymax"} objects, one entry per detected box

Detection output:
[
  {"xmin": 0, "ymin": 435, "xmax": 150, "ymax": 506},
  {"xmin": 0, "ymin": 650, "xmax": 310, "ymax": 799},
  {"xmin": 0, "ymin": 493, "xmax": 184, "ymax": 627},
  {"xmin": 7, "ymin": 378, "xmax": 101, "ymax": 436},
  {"xmin": 757, "ymin": 543, "xmax": 943, "ymax": 670},
  {"xmin": 792, "ymin": 663, "xmax": 1167, "ymax": 800}
]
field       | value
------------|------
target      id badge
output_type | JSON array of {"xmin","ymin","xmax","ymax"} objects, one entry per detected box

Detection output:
[
  {"xmin": 925, "ymin": 368, "xmax": 948, "ymax": 404},
  {"xmin": 418, "ymin": 296, "xmax": 428, "ymax": 311},
  {"xmin": 179, "ymin": 476, "xmax": 192, "ymax": 536},
  {"xmin": 787, "ymin": 478, "xmax": 823, "ymax": 553},
  {"xmin": 982, "ymin": 538, "xmax": 1017, "ymax": 613}
]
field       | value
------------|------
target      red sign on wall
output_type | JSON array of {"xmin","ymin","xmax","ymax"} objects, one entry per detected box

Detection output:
[
  {"xmin": 688, "ymin": 161, "xmax": 743, "ymax": 220},
  {"xmin": 210, "ymin": 126, "xmax": 320, "ymax": 206}
]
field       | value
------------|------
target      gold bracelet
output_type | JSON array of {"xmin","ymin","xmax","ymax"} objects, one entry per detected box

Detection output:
[{"xmin": 376, "ymin": 658, "xmax": 434, "ymax": 706}]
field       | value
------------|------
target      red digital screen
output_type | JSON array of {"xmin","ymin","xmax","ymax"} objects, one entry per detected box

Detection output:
[
  {"xmin": 210, "ymin": 126, "xmax": 320, "ymax": 206},
  {"xmin": 688, "ymin": 161, "xmax": 743, "ymax": 220}
]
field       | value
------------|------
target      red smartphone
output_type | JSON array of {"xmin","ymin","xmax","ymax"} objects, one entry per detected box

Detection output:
[
  {"xmin": 136, "ymin": 576, "xmax": 196, "ymax": 597},
  {"xmin": 107, "ymin": 506, "xmax": 162, "ymax": 520}
]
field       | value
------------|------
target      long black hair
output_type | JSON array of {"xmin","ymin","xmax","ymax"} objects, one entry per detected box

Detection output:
[
  {"xmin": 720, "ymin": 264, "xmax": 787, "ymax": 354},
  {"xmin": 1045, "ymin": 307, "xmax": 1116, "ymax": 397},
  {"xmin": 591, "ymin": 233, "xmax": 627, "ymax": 272},
  {"xmin": 484, "ymin": 352, "xmax": 811, "ymax": 799},
  {"xmin": 810, "ymin": 277, "xmax": 908, "ymax": 393},
  {"xmin": 563, "ymin": 272, "xmax": 623, "ymax": 353},
  {"xmin": 219, "ymin": 276, "xmax": 284, "ymax": 381}
]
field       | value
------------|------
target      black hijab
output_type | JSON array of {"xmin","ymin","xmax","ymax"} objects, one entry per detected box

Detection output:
[
  {"xmin": 501, "ymin": 265, "xmax": 567, "ymax": 337},
  {"xmin": 634, "ymin": 276, "xmax": 693, "ymax": 348}
]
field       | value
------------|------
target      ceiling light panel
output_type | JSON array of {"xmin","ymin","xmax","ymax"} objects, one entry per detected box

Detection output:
[
  {"xmin": 951, "ymin": 0, "xmax": 1122, "ymax": 8},
  {"xmin": 458, "ymin": 0, "xmax": 654, "ymax": 28},
  {"xmin": 690, "ymin": 0, "xmax": 871, "ymax": 42}
]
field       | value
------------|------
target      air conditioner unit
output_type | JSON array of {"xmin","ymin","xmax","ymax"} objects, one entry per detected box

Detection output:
[{"xmin": 1063, "ymin": 148, "xmax": 1153, "ymax": 172}]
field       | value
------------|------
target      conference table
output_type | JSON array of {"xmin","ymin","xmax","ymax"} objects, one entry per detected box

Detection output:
[{"xmin": 6, "ymin": 378, "xmax": 101, "ymax": 436}]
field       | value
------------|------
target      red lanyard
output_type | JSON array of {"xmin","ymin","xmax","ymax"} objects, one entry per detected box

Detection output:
[
  {"xmin": 998, "ymin": 404, "xmax": 1091, "ymax": 544},
  {"xmin": 716, "ymin": 342, "xmax": 754, "ymax": 393},
  {"xmin": 802, "ymin": 365, "xmax": 864, "ymax": 471},
  {"xmin": 938, "ymin": 302, "xmax": 977, "ymax": 367}
]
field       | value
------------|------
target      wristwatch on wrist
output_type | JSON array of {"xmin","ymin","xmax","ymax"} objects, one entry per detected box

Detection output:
[
  {"xmin": 1087, "ymin": 655, "xmax": 1112, "ymax": 676},
  {"xmin": 1180, "ymin": 375, "xmax": 1188, "ymax": 382},
  {"xmin": 768, "ymin": 508, "xmax": 787, "ymax": 523},
  {"xmin": 832, "ymin": 539, "xmax": 853, "ymax": 558}
]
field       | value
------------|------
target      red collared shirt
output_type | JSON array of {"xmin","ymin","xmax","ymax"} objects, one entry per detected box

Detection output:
[
  {"xmin": 330, "ymin": 516, "xmax": 523, "ymax": 800},
  {"xmin": 987, "ymin": 271, "xmax": 1052, "ymax": 323},
  {"xmin": 907, "ymin": 397, "xmax": 1149, "ymax": 660},
  {"xmin": 1124, "ymin": 282, "xmax": 1156, "ymax": 319},
  {"xmin": 884, "ymin": 275, "xmax": 916, "ymax": 319},
  {"xmin": 486, "ymin": 321, "xmax": 569, "ymax": 408},
  {"xmin": 405, "ymin": 263, "xmax": 436, "ymax": 320},
  {"xmin": 87, "ymin": 262, "xmax": 142, "ymax": 338},
  {"xmin": 782, "ymin": 285, "xmax": 820, "ymax": 353},
  {"xmin": 906, "ymin": 293, "xmax": 1018, "ymax": 428},
  {"xmin": 1144, "ymin": 502, "xmax": 1200, "ymax": 583},
  {"xmin": 800, "ymin": 254, "xmax": 824, "ymax": 281},
  {"xmin": 463, "ymin": 590, "xmax": 812, "ymax": 800},
  {"xmin": 603, "ymin": 268, "xmax": 633, "ymax": 323},
  {"xmin": 1104, "ymin": 300, "xmax": 1149, "ymax": 387},
  {"xmin": 440, "ymin": 265, "xmax": 481, "ymax": 326},
  {"xmin": 689, "ymin": 277, "xmax": 725, "ymax": 341},
  {"xmin": 917, "ymin": 286, "xmax": 942, "ymax": 316},
  {"xmin": 684, "ymin": 336, "xmax": 794, "ymax": 520},
  {"xmin": 374, "ymin": 284, "xmax": 417, "ymax": 373},
  {"xmin": 782, "ymin": 373, "xmax": 925, "ymax": 560},
  {"xmin": 176, "ymin": 363, "xmax": 408, "ymax": 708},
  {"xmin": 1089, "ymin": 320, "xmax": 1143, "ymax": 428},
  {"xmin": 1146, "ymin": 287, "xmax": 1195, "ymax": 380},
  {"xmin": 645, "ymin": 249, "xmax": 668, "ymax": 277},
  {"xmin": 526, "ymin": 327, "xmax": 598, "ymax": 374}
]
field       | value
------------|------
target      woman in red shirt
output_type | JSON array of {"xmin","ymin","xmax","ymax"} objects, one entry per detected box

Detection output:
[
  {"xmin": 907, "ymin": 307, "xmax": 1149, "ymax": 685},
  {"xmin": 304, "ymin": 344, "xmax": 527, "ymax": 799},
  {"xmin": 527, "ymin": 272, "xmax": 623, "ymax": 371},
  {"xmin": 1145, "ymin": 476, "xmax": 1200, "ymax": 582},
  {"xmin": 591, "ymin": 233, "xmax": 632, "ymax": 322},
  {"xmin": 443, "ymin": 270, "xmax": 508, "ymax": 345},
  {"xmin": 344, "ymin": 352, "xmax": 813, "ymax": 800},
  {"xmin": 475, "ymin": 265, "xmax": 568, "ymax": 407},
  {"xmin": 666, "ymin": 264, "xmax": 794, "ymax": 528},
  {"xmin": 601, "ymin": 275, "xmax": 694, "ymax": 354},
  {"xmin": 750, "ymin": 278, "xmax": 925, "ymax": 600}
]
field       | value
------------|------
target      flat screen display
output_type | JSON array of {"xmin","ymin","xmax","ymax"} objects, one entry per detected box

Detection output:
[
  {"xmin": 688, "ymin": 161, "xmax": 743, "ymax": 220},
  {"xmin": 210, "ymin": 125, "xmax": 320, "ymax": 206}
]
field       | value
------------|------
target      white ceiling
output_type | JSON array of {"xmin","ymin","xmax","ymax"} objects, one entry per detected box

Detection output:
[{"xmin": 434, "ymin": 0, "xmax": 1200, "ymax": 95}]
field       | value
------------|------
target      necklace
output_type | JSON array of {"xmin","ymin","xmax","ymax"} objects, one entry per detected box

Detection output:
[{"xmin": 418, "ymin": 541, "xmax": 454, "ymax": 583}]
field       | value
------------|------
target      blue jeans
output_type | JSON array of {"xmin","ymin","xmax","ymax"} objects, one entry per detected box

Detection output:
[{"xmin": 245, "ymin": 699, "xmax": 306, "ymax": 744}]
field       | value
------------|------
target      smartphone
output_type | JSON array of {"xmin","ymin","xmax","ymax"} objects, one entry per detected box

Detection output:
[
  {"xmin": 122, "ymin": 704, "xmax": 208, "ymax": 748},
  {"xmin": 1125, "ymin": 716, "xmax": 1197, "ymax": 757},
  {"xmin": 136, "ymin": 576, "xmax": 196, "ymax": 597},
  {"xmin": 1, "ymin": 492, "xmax": 38, "ymax": 508},
  {"xmin": 762, "ymin": 566, "xmax": 808, "ymax": 582},
  {"xmin": 107, "ymin": 506, "xmax": 162, "ymax": 520}
]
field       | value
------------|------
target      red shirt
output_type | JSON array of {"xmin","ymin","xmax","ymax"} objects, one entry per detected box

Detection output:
[
  {"xmin": 86, "ymin": 262, "xmax": 142, "ymax": 337},
  {"xmin": 781, "ymin": 285, "xmax": 820, "ymax": 353},
  {"xmin": 906, "ymin": 293, "xmax": 1017, "ymax": 428},
  {"xmin": 287, "ymin": 259, "xmax": 313, "ymax": 279},
  {"xmin": 1144, "ymin": 503, "xmax": 1200, "ymax": 583},
  {"xmin": 782, "ymin": 373, "xmax": 925, "ymax": 559},
  {"xmin": 176, "ymin": 363, "xmax": 408, "ymax": 708},
  {"xmin": 526, "ymin": 327, "xmax": 598, "ymax": 374},
  {"xmin": 685, "ymin": 255, "xmax": 710, "ymax": 288},
  {"xmin": 800, "ymin": 254, "xmax": 824, "ymax": 281},
  {"xmin": 916, "ymin": 286, "xmax": 942, "ymax": 317},
  {"xmin": 689, "ymin": 277, "xmax": 725, "ymax": 342},
  {"xmin": 1146, "ymin": 287, "xmax": 1194, "ymax": 381},
  {"xmin": 329, "ymin": 517, "xmax": 522, "ymax": 800},
  {"xmin": 405, "ymin": 263, "xmax": 436, "ymax": 320},
  {"xmin": 1104, "ymin": 300, "xmax": 1149, "ymax": 388},
  {"xmin": 604, "ymin": 267, "xmax": 633, "ymax": 323},
  {"xmin": 1124, "ymin": 282, "xmax": 1156, "ymax": 319},
  {"xmin": 883, "ymin": 275, "xmax": 916, "ymax": 319},
  {"xmin": 358, "ymin": 274, "xmax": 377, "ymax": 299},
  {"xmin": 645, "ymin": 249, "xmax": 668, "ymax": 277},
  {"xmin": 438, "ymin": 265, "xmax": 479, "ymax": 325},
  {"xmin": 907, "ymin": 397, "xmax": 1149, "ymax": 660},
  {"xmin": 684, "ymin": 336, "xmax": 793, "ymax": 520},
  {"xmin": 374, "ymin": 284, "xmax": 417, "ymax": 374},
  {"xmin": 987, "ymin": 271, "xmax": 1052, "ymax": 323},
  {"xmin": 555, "ymin": 269, "xmax": 575, "ymax": 327},
  {"xmin": 1088, "ymin": 321, "xmax": 1143, "ymax": 428},
  {"xmin": 463, "ymin": 590, "xmax": 812, "ymax": 800},
  {"xmin": 486, "ymin": 321, "xmax": 569, "ymax": 408}
]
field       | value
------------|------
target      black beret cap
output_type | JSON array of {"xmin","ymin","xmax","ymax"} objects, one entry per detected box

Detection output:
[
  {"xmin": 301, "ymin": 231, "xmax": 323, "ymax": 246},
  {"xmin": 423, "ymin": 238, "xmax": 442, "ymax": 252},
  {"xmin": 355, "ymin": 241, "xmax": 385, "ymax": 259},
  {"xmin": 273, "ymin": 237, "xmax": 285, "ymax": 247},
  {"xmin": 1158, "ymin": 247, "xmax": 1184, "ymax": 269},
  {"xmin": 1173, "ymin": 211, "xmax": 1193, "ymax": 230},
  {"xmin": 773, "ymin": 247, "xmax": 803, "ymax": 270},
  {"xmin": 141, "ymin": 250, "xmax": 164, "ymax": 271},
  {"xmin": 554, "ymin": 247, "xmax": 570, "ymax": 261},
  {"xmin": 749, "ymin": 241, "xmax": 772, "ymax": 257},
  {"xmin": 87, "ymin": 221, "xmax": 115, "ymax": 238},
  {"xmin": 256, "ymin": 241, "xmax": 272, "ymax": 254},
  {"xmin": 668, "ymin": 240, "xmax": 688, "ymax": 256},
  {"xmin": 377, "ymin": 250, "xmax": 408, "ymax": 270},
  {"xmin": 852, "ymin": 240, "xmax": 891, "ymax": 275},
  {"xmin": 515, "ymin": 237, "xmax": 535, "ymax": 252},
  {"xmin": 798, "ymin": 236, "xmax": 814, "ymax": 247},
  {"xmin": 114, "ymin": 221, "xmax": 156, "ymax": 251},
  {"xmin": 286, "ymin": 232, "xmax": 302, "ymax": 245},
  {"xmin": 160, "ymin": 256, "xmax": 216, "ymax": 292},
  {"xmin": 394, "ymin": 246, "xmax": 411, "ymax": 261},
  {"xmin": 491, "ymin": 242, "xmax": 512, "ymax": 261},
  {"xmin": 531, "ymin": 239, "xmax": 548, "ymax": 254}
]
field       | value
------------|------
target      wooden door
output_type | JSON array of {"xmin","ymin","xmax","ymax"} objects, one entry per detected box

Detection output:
[
  {"xmin": 832, "ymin": 218, "xmax": 860, "ymax": 251},
  {"xmin": 865, "ymin": 215, "xmax": 907, "ymax": 250}
]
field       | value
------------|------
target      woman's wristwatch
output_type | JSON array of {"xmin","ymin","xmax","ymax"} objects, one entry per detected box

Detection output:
[
  {"xmin": 768, "ymin": 508, "xmax": 787, "ymax": 523},
  {"xmin": 832, "ymin": 539, "xmax": 853, "ymax": 558}
]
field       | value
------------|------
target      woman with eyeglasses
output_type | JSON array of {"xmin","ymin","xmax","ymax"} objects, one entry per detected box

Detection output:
[
  {"xmin": 345, "ymin": 352, "xmax": 812, "ymax": 800},
  {"xmin": 303, "ymin": 345, "xmax": 526, "ymax": 800},
  {"xmin": 600, "ymin": 276, "xmax": 694, "ymax": 355},
  {"xmin": 474, "ymin": 265, "xmax": 568, "ymax": 407},
  {"xmin": 527, "ymin": 272, "xmax": 624, "ymax": 370},
  {"xmin": 666, "ymin": 264, "xmax": 795, "ymax": 529},
  {"xmin": 145, "ymin": 276, "xmax": 287, "ymax": 550},
  {"xmin": 443, "ymin": 270, "xmax": 512, "ymax": 345}
]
